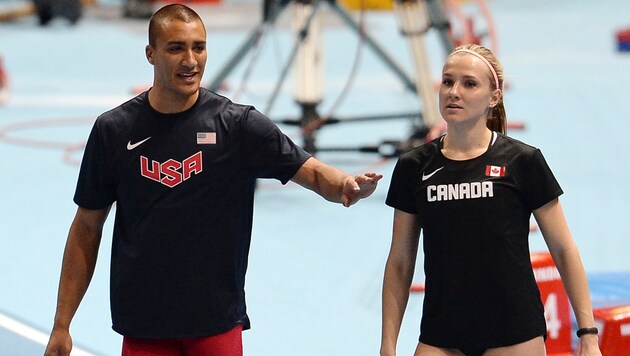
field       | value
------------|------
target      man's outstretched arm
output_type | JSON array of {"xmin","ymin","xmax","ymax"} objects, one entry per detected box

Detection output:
[{"xmin": 291, "ymin": 157, "xmax": 382, "ymax": 207}]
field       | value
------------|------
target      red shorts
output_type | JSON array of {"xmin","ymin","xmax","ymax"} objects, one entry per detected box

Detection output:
[{"xmin": 122, "ymin": 324, "xmax": 243, "ymax": 356}]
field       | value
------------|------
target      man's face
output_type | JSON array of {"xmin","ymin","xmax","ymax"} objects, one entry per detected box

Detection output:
[{"xmin": 146, "ymin": 18, "xmax": 207, "ymax": 101}]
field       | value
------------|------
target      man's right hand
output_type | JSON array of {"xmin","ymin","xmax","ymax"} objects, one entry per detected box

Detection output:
[{"xmin": 44, "ymin": 328, "xmax": 72, "ymax": 356}]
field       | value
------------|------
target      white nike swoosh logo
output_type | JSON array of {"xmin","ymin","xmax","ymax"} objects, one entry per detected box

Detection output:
[
  {"xmin": 422, "ymin": 167, "xmax": 444, "ymax": 181},
  {"xmin": 127, "ymin": 137, "xmax": 151, "ymax": 150}
]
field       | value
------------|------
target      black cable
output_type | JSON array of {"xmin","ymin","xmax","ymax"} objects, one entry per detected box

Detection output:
[
  {"xmin": 233, "ymin": 0, "xmax": 286, "ymax": 102},
  {"xmin": 264, "ymin": 0, "xmax": 322, "ymax": 114},
  {"xmin": 322, "ymin": 0, "xmax": 367, "ymax": 120}
]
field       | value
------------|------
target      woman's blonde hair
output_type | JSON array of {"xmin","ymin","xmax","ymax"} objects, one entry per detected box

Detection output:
[{"xmin": 450, "ymin": 44, "xmax": 506, "ymax": 134}]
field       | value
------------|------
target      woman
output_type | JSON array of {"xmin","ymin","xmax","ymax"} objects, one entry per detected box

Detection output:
[{"xmin": 380, "ymin": 44, "xmax": 601, "ymax": 356}]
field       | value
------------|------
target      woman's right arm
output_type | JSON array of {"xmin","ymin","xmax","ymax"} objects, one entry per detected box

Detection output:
[{"xmin": 381, "ymin": 209, "xmax": 421, "ymax": 356}]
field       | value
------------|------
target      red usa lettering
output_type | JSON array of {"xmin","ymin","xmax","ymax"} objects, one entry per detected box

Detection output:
[{"xmin": 140, "ymin": 151, "xmax": 203, "ymax": 188}]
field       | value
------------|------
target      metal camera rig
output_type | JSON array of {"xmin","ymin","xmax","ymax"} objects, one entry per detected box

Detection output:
[{"xmin": 207, "ymin": 0, "xmax": 455, "ymax": 156}]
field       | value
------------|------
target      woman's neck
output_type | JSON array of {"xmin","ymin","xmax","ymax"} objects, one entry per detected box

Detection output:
[{"xmin": 442, "ymin": 124, "xmax": 492, "ymax": 161}]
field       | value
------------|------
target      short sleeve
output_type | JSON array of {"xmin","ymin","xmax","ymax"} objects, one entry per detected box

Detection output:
[
  {"xmin": 386, "ymin": 155, "xmax": 418, "ymax": 214},
  {"xmin": 519, "ymin": 149, "xmax": 563, "ymax": 210},
  {"xmin": 73, "ymin": 120, "xmax": 116, "ymax": 209},
  {"xmin": 241, "ymin": 109, "xmax": 311, "ymax": 184}
]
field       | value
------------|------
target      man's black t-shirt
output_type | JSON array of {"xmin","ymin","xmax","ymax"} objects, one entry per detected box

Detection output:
[{"xmin": 74, "ymin": 88, "xmax": 311, "ymax": 338}]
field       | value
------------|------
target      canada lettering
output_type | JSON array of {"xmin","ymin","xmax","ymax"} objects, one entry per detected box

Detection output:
[{"xmin": 427, "ymin": 181, "xmax": 493, "ymax": 202}]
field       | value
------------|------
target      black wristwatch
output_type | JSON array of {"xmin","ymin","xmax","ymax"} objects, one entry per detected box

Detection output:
[{"xmin": 576, "ymin": 327, "xmax": 599, "ymax": 338}]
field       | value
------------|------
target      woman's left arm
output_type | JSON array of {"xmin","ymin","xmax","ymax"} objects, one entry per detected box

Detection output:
[{"xmin": 534, "ymin": 198, "xmax": 601, "ymax": 355}]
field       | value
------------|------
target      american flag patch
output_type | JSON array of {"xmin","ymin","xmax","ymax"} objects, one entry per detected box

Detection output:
[
  {"xmin": 485, "ymin": 165, "xmax": 506, "ymax": 177},
  {"xmin": 197, "ymin": 132, "xmax": 216, "ymax": 144}
]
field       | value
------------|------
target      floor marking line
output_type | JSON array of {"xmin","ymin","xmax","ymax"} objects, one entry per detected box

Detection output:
[{"xmin": 0, "ymin": 312, "xmax": 94, "ymax": 355}]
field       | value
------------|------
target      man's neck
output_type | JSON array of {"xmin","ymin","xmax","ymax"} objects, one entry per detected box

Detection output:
[{"xmin": 148, "ymin": 88, "xmax": 200, "ymax": 114}]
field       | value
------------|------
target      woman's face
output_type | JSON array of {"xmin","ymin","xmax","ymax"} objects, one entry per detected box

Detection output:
[{"xmin": 439, "ymin": 53, "xmax": 500, "ymax": 127}]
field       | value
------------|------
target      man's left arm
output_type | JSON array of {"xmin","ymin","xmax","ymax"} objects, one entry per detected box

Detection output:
[{"xmin": 291, "ymin": 157, "xmax": 382, "ymax": 207}]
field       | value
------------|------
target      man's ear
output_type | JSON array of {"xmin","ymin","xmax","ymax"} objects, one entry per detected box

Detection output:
[{"xmin": 146, "ymin": 45, "xmax": 154, "ymax": 65}]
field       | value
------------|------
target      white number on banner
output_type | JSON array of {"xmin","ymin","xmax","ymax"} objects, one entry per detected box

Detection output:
[{"xmin": 544, "ymin": 293, "xmax": 562, "ymax": 339}]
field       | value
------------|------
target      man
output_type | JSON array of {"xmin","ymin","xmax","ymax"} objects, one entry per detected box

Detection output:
[
  {"xmin": 33, "ymin": 0, "xmax": 82, "ymax": 26},
  {"xmin": 44, "ymin": 4, "xmax": 382, "ymax": 355}
]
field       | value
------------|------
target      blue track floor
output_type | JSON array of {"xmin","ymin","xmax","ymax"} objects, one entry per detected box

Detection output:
[{"xmin": 1, "ymin": 0, "xmax": 630, "ymax": 354}]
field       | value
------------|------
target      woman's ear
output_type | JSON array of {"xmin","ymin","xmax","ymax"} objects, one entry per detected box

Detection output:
[{"xmin": 489, "ymin": 89, "xmax": 502, "ymax": 108}]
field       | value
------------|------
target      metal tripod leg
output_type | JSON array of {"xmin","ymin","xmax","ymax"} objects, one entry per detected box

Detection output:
[
  {"xmin": 207, "ymin": 0, "xmax": 291, "ymax": 92},
  {"xmin": 264, "ymin": 1, "xmax": 323, "ymax": 152},
  {"xmin": 426, "ymin": 0, "xmax": 454, "ymax": 54},
  {"xmin": 394, "ymin": 0, "xmax": 440, "ymax": 129},
  {"xmin": 264, "ymin": 0, "xmax": 322, "ymax": 114},
  {"xmin": 324, "ymin": 0, "xmax": 417, "ymax": 93}
]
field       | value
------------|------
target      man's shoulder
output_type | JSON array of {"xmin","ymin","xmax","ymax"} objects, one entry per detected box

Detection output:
[
  {"xmin": 97, "ymin": 92, "xmax": 147, "ymax": 124},
  {"xmin": 198, "ymin": 88, "xmax": 256, "ymax": 117}
]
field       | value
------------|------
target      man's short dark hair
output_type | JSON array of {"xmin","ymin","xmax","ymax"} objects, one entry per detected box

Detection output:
[{"xmin": 148, "ymin": 4, "xmax": 205, "ymax": 47}]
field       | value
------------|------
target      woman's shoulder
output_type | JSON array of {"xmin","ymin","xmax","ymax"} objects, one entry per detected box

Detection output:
[
  {"xmin": 399, "ymin": 136, "xmax": 442, "ymax": 160},
  {"xmin": 496, "ymin": 133, "xmax": 541, "ymax": 155}
]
